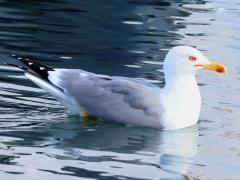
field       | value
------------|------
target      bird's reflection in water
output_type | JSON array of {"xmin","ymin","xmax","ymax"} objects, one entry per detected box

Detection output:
[
  {"xmin": 159, "ymin": 127, "xmax": 198, "ymax": 174},
  {"xmin": 0, "ymin": 116, "xmax": 198, "ymax": 179},
  {"xmin": 47, "ymin": 117, "xmax": 199, "ymax": 178}
]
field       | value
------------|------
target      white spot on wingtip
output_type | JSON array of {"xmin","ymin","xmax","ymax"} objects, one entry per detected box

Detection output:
[
  {"xmin": 40, "ymin": 67, "xmax": 45, "ymax": 70},
  {"xmin": 18, "ymin": 57, "xmax": 22, "ymax": 60},
  {"xmin": 29, "ymin": 62, "xmax": 33, "ymax": 65}
]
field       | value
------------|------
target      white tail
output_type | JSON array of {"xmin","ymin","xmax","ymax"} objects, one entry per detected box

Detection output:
[{"xmin": 25, "ymin": 72, "xmax": 82, "ymax": 114}]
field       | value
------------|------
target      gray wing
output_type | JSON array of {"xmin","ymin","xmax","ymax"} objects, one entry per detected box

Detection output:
[{"xmin": 48, "ymin": 69, "xmax": 163, "ymax": 128}]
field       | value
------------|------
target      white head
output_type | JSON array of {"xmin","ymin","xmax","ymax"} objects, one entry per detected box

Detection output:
[{"xmin": 164, "ymin": 46, "xmax": 227, "ymax": 81}]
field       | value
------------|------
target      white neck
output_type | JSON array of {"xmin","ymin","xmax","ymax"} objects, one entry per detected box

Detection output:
[{"xmin": 161, "ymin": 73, "xmax": 201, "ymax": 130}]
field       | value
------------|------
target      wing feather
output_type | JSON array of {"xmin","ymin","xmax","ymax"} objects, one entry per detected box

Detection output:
[{"xmin": 48, "ymin": 69, "xmax": 163, "ymax": 127}]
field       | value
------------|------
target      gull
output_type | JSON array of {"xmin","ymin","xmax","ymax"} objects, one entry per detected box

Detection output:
[{"xmin": 8, "ymin": 46, "xmax": 227, "ymax": 130}]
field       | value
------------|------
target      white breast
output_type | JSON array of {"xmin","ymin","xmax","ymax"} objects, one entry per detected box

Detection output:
[{"xmin": 160, "ymin": 75, "xmax": 201, "ymax": 130}]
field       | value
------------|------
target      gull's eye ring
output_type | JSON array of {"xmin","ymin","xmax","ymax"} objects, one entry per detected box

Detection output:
[{"xmin": 189, "ymin": 56, "xmax": 197, "ymax": 62}]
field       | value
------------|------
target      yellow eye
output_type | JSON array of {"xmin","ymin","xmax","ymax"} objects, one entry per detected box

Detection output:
[{"xmin": 189, "ymin": 56, "xmax": 197, "ymax": 62}]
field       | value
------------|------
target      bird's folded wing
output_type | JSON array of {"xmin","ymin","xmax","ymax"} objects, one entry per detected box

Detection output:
[{"xmin": 48, "ymin": 69, "xmax": 163, "ymax": 119}]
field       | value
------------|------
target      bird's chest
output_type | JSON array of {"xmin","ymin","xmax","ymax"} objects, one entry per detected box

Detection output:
[{"xmin": 161, "ymin": 84, "xmax": 201, "ymax": 130}]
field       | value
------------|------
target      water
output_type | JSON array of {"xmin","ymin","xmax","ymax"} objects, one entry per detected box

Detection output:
[{"xmin": 0, "ymin": 0, "xmax": 239, "ymax": 179}]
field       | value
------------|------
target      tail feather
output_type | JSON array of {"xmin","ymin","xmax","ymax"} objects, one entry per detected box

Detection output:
[
  {"xmin": 7, "ymin": 55, "xmax": 83, "ymax": 114},
  {"xmin": 8, "ymin": 55, "xmax": 63, "ymax": 91},
  {"xmin": 12, "ymin": 55, "xmax": 53, "ymax": 81}
]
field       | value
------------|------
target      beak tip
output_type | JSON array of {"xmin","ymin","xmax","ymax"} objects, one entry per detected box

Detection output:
[{"xmin": 217, "ymin": 66, "xmax": 228, "ymax": 73}]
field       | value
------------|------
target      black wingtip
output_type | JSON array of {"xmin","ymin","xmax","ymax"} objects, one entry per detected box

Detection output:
[
  {"xmin": 12, "ymin": 55, "xmax": 53, "ymax": 69},
  {"xmin": 12, "ymin": 55, "xmax": 54, "ymax": 81}
]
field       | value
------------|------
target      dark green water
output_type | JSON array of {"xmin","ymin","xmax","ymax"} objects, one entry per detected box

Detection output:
[{"xmin": 0, "ymin": 0, "xmax": 239, "ymax": 179}]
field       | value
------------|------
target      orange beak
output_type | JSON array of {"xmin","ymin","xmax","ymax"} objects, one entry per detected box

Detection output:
[{"xmin": 195, "ymin": 61, "xmax": 228, "ymax": 73}]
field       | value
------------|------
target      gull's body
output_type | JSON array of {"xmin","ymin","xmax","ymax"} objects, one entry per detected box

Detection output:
[{"xmin": 10, "ymin": 46, "xmax": 227, "ymax": 130}]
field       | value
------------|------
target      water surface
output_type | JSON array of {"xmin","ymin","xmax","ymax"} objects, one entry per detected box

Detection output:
[{"xmin": 0, "ymin": 0, "xmax": 239, "ymax": 179}]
